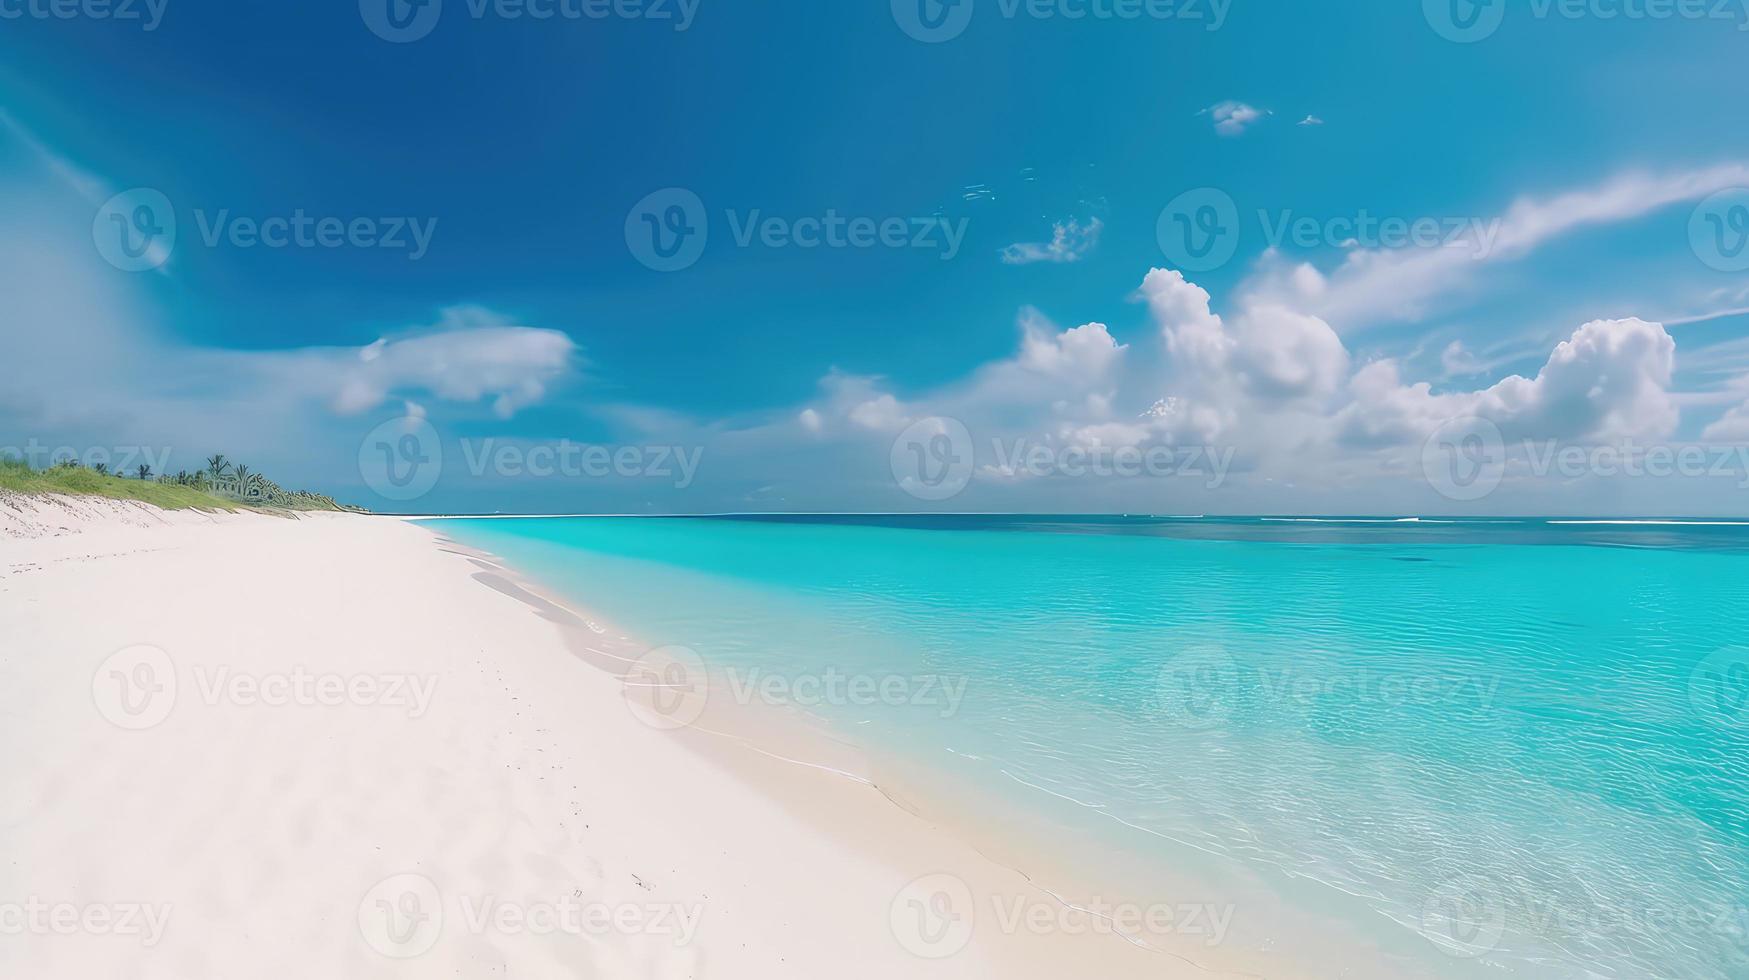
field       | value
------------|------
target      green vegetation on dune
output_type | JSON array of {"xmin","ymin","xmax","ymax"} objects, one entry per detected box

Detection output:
[{"xmin": 0, "ymin": 457, "xmax": 363, "ymax": 513}]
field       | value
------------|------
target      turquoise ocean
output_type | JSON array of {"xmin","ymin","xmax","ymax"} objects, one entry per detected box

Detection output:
[{"xmin": 429, "ymin": 515, "xmax": 1749, "ymax": 979}]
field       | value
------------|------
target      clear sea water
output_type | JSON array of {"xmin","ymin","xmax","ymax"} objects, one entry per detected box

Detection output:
[{"xmin": 428, "ymin": 515, "xmax": 1749, "ymax": 979}]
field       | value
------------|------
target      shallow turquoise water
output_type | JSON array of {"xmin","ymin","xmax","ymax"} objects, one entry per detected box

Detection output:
[{"xmin": 431, "ymin": 515, "xmax": 1749, "ymax": 979}]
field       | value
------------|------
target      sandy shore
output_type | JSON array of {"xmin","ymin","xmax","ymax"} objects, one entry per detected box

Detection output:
[{"xmin": 0, "ymin": 498, "xmax": 1222, "ymax": 979}]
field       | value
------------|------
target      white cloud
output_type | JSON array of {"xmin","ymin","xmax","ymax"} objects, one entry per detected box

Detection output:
[
  {"xmin": 1339, "ymin": 317, "xmax": 1677, "ymax": 447},
  {"xmin": 1701, "ymin": 396, "xmax": 1749, "ymax": 442},
  {"xmin": 1246, "ymin": 164, "xmax": 1749, "ymax": 331},
  {"xmin": 1201, "ymin": 101, "xmax": 1268, "ymax": 137},
  {"xmin": 849, "ymin": 394, "xmax": 908, "ymax": 432},
  {"xmin": 1142, "ymin": 268, "xmax": 1349, "ymax": 408},
  {"xmin": 321, "ymin": 307, "xmax": 576, "ymax": 418},
  {"xmin": 1000, "ymin": 217, "xmax": 1103, "ymax": 265},
  {"xmin": 1441, "ymin": 340, "xmax": 1484, "ymax": 377}
]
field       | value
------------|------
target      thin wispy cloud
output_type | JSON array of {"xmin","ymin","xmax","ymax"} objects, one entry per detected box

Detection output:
[
  {"xmin": 1000, "ymin": 217, "xmax": 1103, "ymax": 265},
  {"xmin": 0, "ymin": 109, "xmax": 108, "ymax": 204},
  {"xmin": 1244, "ymin": 164, "xmax": 1749, "ymax": 331}
]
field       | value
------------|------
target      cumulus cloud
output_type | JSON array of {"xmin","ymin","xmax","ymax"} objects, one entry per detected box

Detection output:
[
  {"xmin": 1141, "ymin": 268, "xmax": 1349, "ymax": 408},
  {"xmin": 1000, "ymin": 217, "xmax": 1103, "ymax": 265},
  {"xmin": 1201, "ymin": 101, "xmax": 1268, "ymax": 137},
  {"xmin": 1339, "ymin": 317, "xmax": 1678, "ymax": 448},
  {"xmin": 741, "ymin": 260, "xmax": 1688, "ymax": 510},
  {"xmin": 323, "ymin": 307, "xmax": 576, "ymax": 418}
]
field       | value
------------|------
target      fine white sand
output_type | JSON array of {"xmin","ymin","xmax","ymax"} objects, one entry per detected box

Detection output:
[{"xmin": 0, "ymin": 498, "xmax": 1225, "ymax": 980}]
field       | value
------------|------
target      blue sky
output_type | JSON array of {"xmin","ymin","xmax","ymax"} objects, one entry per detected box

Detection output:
[{"xmin": 4, "ymin": 1, "xmax": 1749, "ymax": 514}]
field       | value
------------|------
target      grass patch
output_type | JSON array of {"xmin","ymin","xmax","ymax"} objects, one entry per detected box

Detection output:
[{"xmin": 0, "ymin": 458, "xmax": 356, "ymax": 513}]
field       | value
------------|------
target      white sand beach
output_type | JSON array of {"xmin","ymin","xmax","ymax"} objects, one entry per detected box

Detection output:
[{"xmin": 0, "ymin": 498, "xmax": 1224, "ymax": 980}]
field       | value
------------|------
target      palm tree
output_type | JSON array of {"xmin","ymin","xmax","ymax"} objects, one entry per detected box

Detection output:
[
  {"xmin": 92, "ymin": 462, "xmax": 109, "ymax": 475},
  {"xmin": 136, "ymin": 464, "xmax": 153, "ymax": 480},
  {"xmin": 205, "ymin": 454, "xmax": 231, "ymax": 484},
  {"xmin": 230, "ymin": 464, "xmax": 252, "ymax": 498}
]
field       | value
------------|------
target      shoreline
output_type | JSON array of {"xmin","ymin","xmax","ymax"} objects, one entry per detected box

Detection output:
[
  {"xmin": 1, "ymin": 499, "xmax": 1231, "ymax": 978},
  {"xmin": 420, "ymin": 523, "xmax": 1259, "ymax": 979},
  {"xmin": 423, "ymin": 517, "xmax": 1436, "ymax": 980}
]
